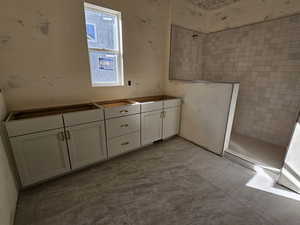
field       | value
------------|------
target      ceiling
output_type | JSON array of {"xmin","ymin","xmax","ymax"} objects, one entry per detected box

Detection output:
[{"xmin": 189, "ymin": 0, "xmax": 241, "ymax": 10}]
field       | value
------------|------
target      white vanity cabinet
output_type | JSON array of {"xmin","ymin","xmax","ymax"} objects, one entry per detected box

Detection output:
[
  {"xmin": 107, "ymin": 132, "xmax": 140, "ymax": 158},
  {"xmin": 6, "ymin": 104, "xmax": 106, "ymax": 187},
  {"xmin": 5, "ymin": 97, "xmax": 181, "ymax": 187},
  {"xmin": 63, "ymin": 108, "xmax": 107, "ymax": 170},
  {"xmin": 162, "ymin": 99, "xmax": 181, "ymax": 139},
  {"xmin": 141, "ymin": 101, "xmax": 164, "ymax": 146},
  {"xmin": 64, "ymin": 122, "xmax": 107, "ymax": 170},
  {"xmin": 162, "ymin": 106, "xmax": 181, "ymax": 139},
  {"xmin": 6, "ymin": 115, "xmax": 71, "ymax": 187},
  {"xmin": 104, "ymin": 104, "xmax": 141, "ymax": 159},
  {"xmin": 10, "ymin": 128, "xmax": 71, "ymax": 187},
  {"xmin": 104, "ymin": 104, "xmax": 140, "ymax": 119},
  {"xmin": 141, "ymin": 98, "xmax": 181, "ymax": 145},
  {"xmin": 106, "ymin": 114, "xmax": 140, "ymax": 139}
]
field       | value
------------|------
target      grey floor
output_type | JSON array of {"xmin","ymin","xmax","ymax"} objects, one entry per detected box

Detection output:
[
  {"xmin": 228, "ymin": 132, "xmax": 287, "ymax": 170},
  {"xmin": 15, "ymin": 137, "xmax": 300, "ymax": 225}
]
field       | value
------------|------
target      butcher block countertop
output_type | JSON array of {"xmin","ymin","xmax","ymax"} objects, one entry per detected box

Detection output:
[{"xmin": 7, "ymin": 95, "xmax": 178, "ymax": 121}]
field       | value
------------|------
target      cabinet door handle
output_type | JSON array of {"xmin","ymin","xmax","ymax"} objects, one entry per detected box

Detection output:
[
  {"xmin": 120, "ymin": 124, "xmax": 129, "ymax": 128},
  {"xmin": 160, "ymin": 111, "xmax": 165, "ymax": 118},
  {"xmin": 120, "ymin": 110, "xmax": 128, "ymax": 113},
  {"xmin": 66, "ymin": 130, "xmax": 71, "ymax": 140},
  {"xmin": 121, "ymin": 142, "xmax": 129, "ymax": 146},
  {"xmin": 58, "ymin": 132, "xmax": 65, "ymax": 141}
]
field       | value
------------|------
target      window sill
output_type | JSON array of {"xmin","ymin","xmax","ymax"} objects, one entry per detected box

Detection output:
[{"xmin": 92, "ymin": 83, "xmax": 124, "ymax": 87}]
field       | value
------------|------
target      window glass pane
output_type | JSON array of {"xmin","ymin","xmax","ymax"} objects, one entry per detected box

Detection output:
[
  {"xmin": 86, "ymin": 24, "xmax": 97, "ymax": 42},
  {"xmin": 85, "ymin": 8, "xmax": 119, "ymax": 50},
  {"xmin": 89, "ymin": 50, "xmax": 119, "ymax": 84}
]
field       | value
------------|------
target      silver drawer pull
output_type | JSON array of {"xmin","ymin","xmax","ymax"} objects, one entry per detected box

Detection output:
[
  {"xmin": 121, "ymin": 142, "xmax": 129, "ymax": 146},
  {"xmin": 120, "ymin": 124, "xmax": 129, "ymax": 128},
  {"xmin": 120, "ymin": 110, "xmax": 129, "ymax": 113}
]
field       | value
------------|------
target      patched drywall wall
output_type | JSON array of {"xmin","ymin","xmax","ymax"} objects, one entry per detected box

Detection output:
[
  {"xmin": 0, "ymin": 0, "xmax": 170, "ymax": 110},
  {"xmin": 0, "ymin": 93, "xmax": 18, "ymax": 225},
  {"xmin": 207, "ymin": 0, "xmax": 300, "ymax": 32},
  {"xmin": 171, "ymin": 0, "xmax": 300, "ymax": 33},
  {"xmin": 171, "ymin": 0, "xmax": 208, "ymax": 32},
  {"xmin": 189, "ymin": 0, "xmax": 241, "ymax": 11}
]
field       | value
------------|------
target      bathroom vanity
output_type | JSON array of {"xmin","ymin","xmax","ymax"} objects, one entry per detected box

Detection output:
[{"xmin": 5, "ymin": 96, "xmax": 181, "ymax": 187}]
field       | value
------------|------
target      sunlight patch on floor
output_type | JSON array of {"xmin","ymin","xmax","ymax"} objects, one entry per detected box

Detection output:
[{"xmin": 246, "ymin": 166, "xmax": 300, "ymax": 201}]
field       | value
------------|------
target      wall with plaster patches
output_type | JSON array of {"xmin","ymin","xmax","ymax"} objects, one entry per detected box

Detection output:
[
  {"xmin": 206, "ymin": 0, "xmax": 300, "ymax": 32},
  {"xmin": 171, "ymin": 0, "xmax": 208, "ymax": 32},
  {"xmin": 0, "ymin": 0, "xmax": 170, "ymax": 110}
]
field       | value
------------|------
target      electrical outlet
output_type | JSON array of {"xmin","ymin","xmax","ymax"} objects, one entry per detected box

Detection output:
[{"xmin": 126, "ymin": 80, "xmax": 140, "ymax": 87}]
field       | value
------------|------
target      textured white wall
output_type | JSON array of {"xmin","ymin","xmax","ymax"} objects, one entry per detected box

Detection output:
[
  {"xmin": 171, "ymin": 0, "xmax": 208, "ymax": 32},
  {"xmin": 0, "ymin": 0, "xmax": 170, "ymax": 111},
  {"xmin": 206, "ymin": 0, "xmax": 300, "ymax": 32}
]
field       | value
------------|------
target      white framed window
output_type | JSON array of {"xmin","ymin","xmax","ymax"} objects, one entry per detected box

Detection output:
[{"xmin": 84, "ymin": 3, "xmax": 124, "ymax": 87}]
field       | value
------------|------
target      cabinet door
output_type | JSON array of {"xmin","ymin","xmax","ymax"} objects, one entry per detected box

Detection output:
[
  {"xmin": 141, "ymin": 110, "xmax": 163, "ymax": 145},
  {"xmin": 66, "ymin": 121, "xmax": 107, "ymax": 170},
  {"xmin": 162, "ymin": 107, "xmax": 180, "ymax": 139},
  {"xmin": 10, "ymin": 129, "xmax": 71, "ymax": 186}
]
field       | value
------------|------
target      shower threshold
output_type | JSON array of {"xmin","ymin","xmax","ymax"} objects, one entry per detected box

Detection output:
[{"xmin": 225, "ymin": 132, "xmax": 287, "ymax": 173}]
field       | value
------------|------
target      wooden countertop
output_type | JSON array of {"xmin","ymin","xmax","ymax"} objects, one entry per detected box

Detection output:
[
  {"xmin": 94, "ymin": 95, "xmax": 177, "ymax": 106},
  {"xmin": 8, "ymin": 95, "xmax": 178, "ymax": 121},
  {"xmin": 10, "ymin": 104, "xmax": 98, "ymax": 120}
]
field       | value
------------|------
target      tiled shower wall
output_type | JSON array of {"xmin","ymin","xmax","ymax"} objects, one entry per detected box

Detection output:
[
  {"xmin": 204, "ymin": 14, "xmax": 300, "ymax": 147},
  {"xmin": 170, "ymin": 25, "xmax": 206, "ymax": 80}
]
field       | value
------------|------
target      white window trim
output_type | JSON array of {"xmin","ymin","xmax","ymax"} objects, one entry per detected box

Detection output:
[{"xmin": 84, "ymin": 2, "xmax": 124, "ymax": 87}]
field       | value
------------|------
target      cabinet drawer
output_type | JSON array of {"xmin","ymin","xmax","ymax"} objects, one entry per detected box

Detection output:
[
  {"xmin": 107, "ymin": 132, "xmax": 141, "ymax": 158},
  {"xmin": 106, "ymin": 114, "xmax": 140, "ymax": 138},
  {"xmin": 6, "ymin": 115, "xmax": 64, "ymax": 137},
  {"xmin": 141, "ymin": 101, "xmax": 163, "ymax": 113},
  {"xmin": 164, "ymin": 99, "xmax": 181, "ymax": 109},
  {"xmin": 63, "ymin": 108, "xmax": 104, "ymax": 127},
  {"xmin": 104, "ymin": 104, "xmax": 140, "ymax": 119}
]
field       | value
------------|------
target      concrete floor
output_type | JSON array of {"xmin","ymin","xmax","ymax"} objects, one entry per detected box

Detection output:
[
  {"xmin": 228, "ymin": 132, "xmax": 287, "ymax": 170},
  {"xmin": 15, "ymin": 137, "xmax": 300, "ymax": 225}
]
